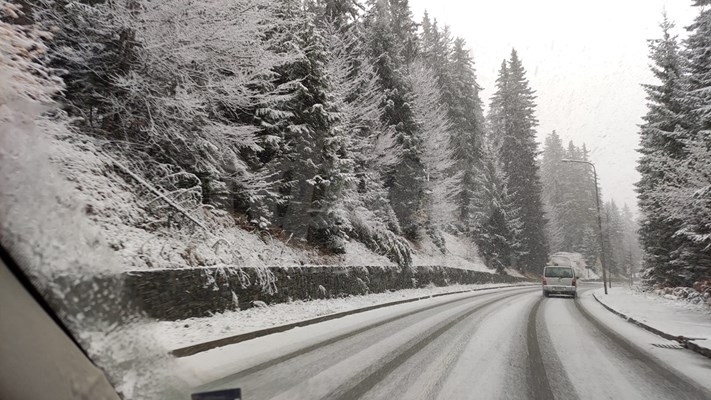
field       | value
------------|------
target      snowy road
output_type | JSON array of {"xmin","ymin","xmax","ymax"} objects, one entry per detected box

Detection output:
[{"xmin": 182, "ymin": 284, "xmax": 711, "ymax": 400}]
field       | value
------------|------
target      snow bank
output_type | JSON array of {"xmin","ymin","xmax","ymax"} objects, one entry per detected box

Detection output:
[
  {"xmin": 149, "ymin": 282, "xmax": 531, "ymax": 350},
  {"xmin": 594, "ymin": 286, "xmax": 711, "ymax": 354}
]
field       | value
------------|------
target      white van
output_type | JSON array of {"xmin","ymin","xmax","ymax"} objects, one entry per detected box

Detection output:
[{"xmin": 542, "ymin": 265, "xmax": 577, "ymax": 298}]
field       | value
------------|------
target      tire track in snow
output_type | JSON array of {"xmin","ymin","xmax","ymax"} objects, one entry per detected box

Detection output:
[
  {"xmin": 320, "ymin": 291, "xmax": 521, "ymax": 400},
  {"xmin": 201, "ymin": 286, "xmax": 536, "ymax": 391},
  {"xmin": 526, "ymin": 297, "xmax": 555, "ymax": 400},
  {"xmin": 399, "ymin": 290, "xmax": 535, "ymax": 400},
  {"xmin": 536, "ymin": 297, "xmax": 579, "ymax": 400}
]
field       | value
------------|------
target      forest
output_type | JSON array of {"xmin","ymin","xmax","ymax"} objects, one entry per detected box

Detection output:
[
  {"xmin": 637, "ymin": 2, "xmax": 711, "ymax": 288},
  {"xmin": 5, "ymin": 0, "xmax": 546, "ymax": 274},
  {"xmin": 3, "ymin": 0, "xmax": 709, "ymax": 287}
]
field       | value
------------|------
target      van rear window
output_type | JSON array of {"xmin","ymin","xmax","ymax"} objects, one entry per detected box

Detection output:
[{"xmin": 545, "ymin": 267, "xmax": 574, "ymax": 278}]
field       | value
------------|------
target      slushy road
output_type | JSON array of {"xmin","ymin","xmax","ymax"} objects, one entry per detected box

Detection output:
[{"xmin": 184, "ymin": 284, "xmax": 711, "ymax": 400}]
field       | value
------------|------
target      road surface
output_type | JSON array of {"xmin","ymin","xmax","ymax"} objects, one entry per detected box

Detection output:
[{"xmin": 183, "ymin": 284, "xmax": 711, "ymax": 400}]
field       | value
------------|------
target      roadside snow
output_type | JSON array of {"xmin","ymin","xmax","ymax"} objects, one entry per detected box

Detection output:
[
  {"xmin": 593, "ymin": 286, "xmax": 711, "ymax": 353},
  {"xmin": 149, "ymin": 282, "xmax": 533, "ymax": 350}
]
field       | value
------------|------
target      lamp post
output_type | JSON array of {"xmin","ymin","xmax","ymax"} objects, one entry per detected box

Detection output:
[{"xmin": 561, "ymin": 159, "xmax": 608, "ymax": 294}]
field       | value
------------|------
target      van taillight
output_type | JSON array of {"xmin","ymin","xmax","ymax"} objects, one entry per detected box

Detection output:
[
  {"xmin": 542, "ymin": 277, "xmax": 547, "ymax": 285},
  {"xmin": 572, "ymin": 278, "xmax": 576, "ymax": 286}
]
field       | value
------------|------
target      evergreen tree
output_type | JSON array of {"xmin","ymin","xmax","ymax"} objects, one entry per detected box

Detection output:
[
  {"xmin": 41, "ymin": 0, "xmax": 294, "ymax": 217},
  {"xmin": 418, "ymin": 16, "xmax": 485, "ymax": 234},
  {"xmin": 309, "ymin": 0, "xmax": 360, "ymax": 26},
  {"xmin": 35, "ymin": 0, "xmax": 135, "ymax": 128},
  {"xmin": 419, "ymin": 12, "xmax": 435, "ymax": 62},
  {"xmin": 472, "ymin": 133, "xmax": 522, "ymax": 272},
  {"xmin": 389, "ymin": 0, "xmax": 419, "ymax": 66},
  {"xmin": 444, "ymin": 37, "xmax": 486, "ymax": 233},
  {"xmin": 488, "ymin": 50, "xmax": 549, "ymax": 272},
  {"xmin": 320, "ymin": 15, "xmax": 413, "ymax": 265},
  {"xmin": 267, "ymin": 4, "xmax": 352, "ymax": 252},
  {"xmin": 621, "ymin": 204, "xmax": 643, "ymax": 276},
  {"xmin": 409, "ymin": 61, "xmax": 459, "ymax": 250},
  {"xmin": 658, "ymin": 2, "xmax": 711, "ymax": 284},
  {"xmin": 540, "ymin": 132, "xmax": 602, "ymax": 267},
  {"xmin": 636, "ymin": 15, "xmax": 688, "ymax": 286},
  {"xmin": 540, "ymin": 131, "xmax": 566, "ymax": 252},
  {"xmin": 363, "ymin": 0, "xmax": 425, "ymax": 239}
]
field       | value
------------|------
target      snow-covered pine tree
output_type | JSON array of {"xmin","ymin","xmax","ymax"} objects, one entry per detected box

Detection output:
[
  {"xmin": 561, "ymin": 142, "xmax": 584, "ymax": 253},
  {"xmin": 488, "ymin": 50, "xmax": 549, "ymax": 272},
  {"xmin": 472, "ymin": 132, "xmax": 523, "ymax": 272},
  {"xmin": 637, "ymin": 15, "xmax": 689, "ymax": 286},
  {"xmin": 418, "ymin": 17, "xmax": 453, "ymax": 98},
  {"xmin": 562, "ymin": 142, "xmax": 593, "ymax": 255},
  {"xmin": 34, "ymin": 0, "xmax": 134, "ymax": 126},
  {"xmin": 308, "ymin": 0, "xmax": 361, "ymax": 26},
  {"xmin": 540, "ymin": 133, "xmax": 601, "ymax": 265},
  {"xmin": 36, "ymin": 0, "xmax": 291, "ymax": 224},
  {"xmin": 654, "ymin": 136, "xmax": 711, "ymax": 284},
  {"xmin": 389, "ymin": 0, "xmax": 419, "ymax": 67},
  {"xmin": 264, "ymin": 2, "xmax": 352, "ymax": 252},
  {"xmin": 363, "ymin": 0, "xmax": 426, "ymax": 240},
  {"xmin": 419, "ymin": 11, "xmax": 435, "ymax": 62},
  {"xmin": 318, "ymin": 8, "xmax": 413, "ymax": 265},
  {"xmin": 447, "ymin": 37, "xmax": 487, "ymax": 233},
  {"xmin": 540, "ymin": 131, "xmax": 567, "ymax": 252},
  {"xmin": 621, "ymin": 203, "xmax": 643, "ymax": 276},
  {"xmin": 409, "ymin": 61, "xmax": 459, "ymax": 251},
  {"xmin": 418, "ymin": 16, "xmax": 485, "ymax": 234},
  {"xmin": 650, "ymin": 2, "xmax": 711, "ymax": 285}
]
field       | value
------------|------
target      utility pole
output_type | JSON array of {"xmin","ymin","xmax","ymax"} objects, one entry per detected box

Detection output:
[
  {"xmin": 605, "ymin": 207, "xmax": 612, "ymax": 289},
  {"xmin": 562, "ymin": 159, "xmax": 609, "ymax": 294},
  {"xmin": 628, "ymin": 246, "xmax": 634, "ymax": 286}
]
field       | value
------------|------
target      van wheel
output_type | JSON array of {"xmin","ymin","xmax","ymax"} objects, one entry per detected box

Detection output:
[{"xmin": 543, "ymin": 291, "xmax": 549, "ymax": 298}]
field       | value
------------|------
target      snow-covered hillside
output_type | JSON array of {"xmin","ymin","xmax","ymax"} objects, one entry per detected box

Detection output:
[{"xmin": 51, "ymin": 135, "xmax": 496, "ymax": 273}]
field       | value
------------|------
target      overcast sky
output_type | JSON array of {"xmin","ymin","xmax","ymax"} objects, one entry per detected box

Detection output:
[{"xmin": 409, "ymin": 0, "xmax": 699, "ymax": 213}]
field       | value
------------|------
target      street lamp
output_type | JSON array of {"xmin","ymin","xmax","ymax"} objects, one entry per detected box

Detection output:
[{"xmin": 561, "ymin": 159, "xmax": 609, "ymax": 294}]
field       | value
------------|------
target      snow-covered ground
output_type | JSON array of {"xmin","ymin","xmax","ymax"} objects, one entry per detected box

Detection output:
[
  {"xmin": 411, "ymin": 232, "xmax": 489, "ymax": 271},
  {"xmin": 51, "ymin": 135, "xmax": 498, "ymax": 274},
  {"xmin": 175, "ymin": 285, "xmax": 711, "ymax": 399},
  {"xmin": 593, "ymin": 286, "xmax": 711, "ymax": 353},
  {"xmin": 149, "ymin": 282, "xmax": 534, "ymax": 350}
]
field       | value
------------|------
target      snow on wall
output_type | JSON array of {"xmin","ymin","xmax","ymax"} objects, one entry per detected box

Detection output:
[{"xmin": 121, "ymin": 264, "xmax": 529, "ymax": 321}]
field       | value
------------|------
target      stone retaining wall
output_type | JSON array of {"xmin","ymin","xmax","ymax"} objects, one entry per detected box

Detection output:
[{"xmin": 123, "ymin": 266, "xmax": 529, "ymax": 321}]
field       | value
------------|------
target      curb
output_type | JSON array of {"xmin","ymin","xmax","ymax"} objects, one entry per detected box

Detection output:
[
  {"xmin": 171, "ymin": 283, "xmax": 536, "ymax": 357},
  {"xmin": 592, "ymin": 292, "xmax": 711, "ymax": 360}
]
